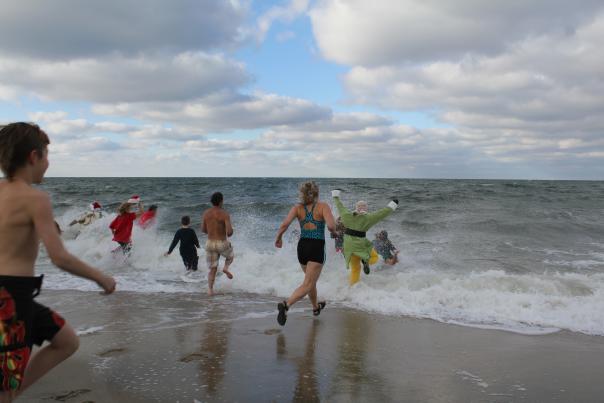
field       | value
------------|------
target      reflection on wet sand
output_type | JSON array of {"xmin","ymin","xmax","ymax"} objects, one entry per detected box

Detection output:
[
  {"xmin": 197, "ymin": 320, "xmax": 231, "ymax": 396},
  {"xmin": 327, "ymin": 310, "xmax": 388, "ymax": 401},
  {"xmin": 277, "ymin": 320, "xmax": 321, "ymax": 402}
]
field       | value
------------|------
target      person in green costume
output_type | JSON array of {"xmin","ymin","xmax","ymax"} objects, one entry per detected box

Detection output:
[{"xmin": 331, "ymin": 189, "xmax": 398, "ymax": 285}]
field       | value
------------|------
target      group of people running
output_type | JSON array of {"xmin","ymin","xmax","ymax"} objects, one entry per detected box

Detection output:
[
  {"xmin": 274, "ymin": 182, "xmax": 399, "ymax": 325},
  {"xmin": 72, "ymin": 191, "xmax": 235, "ymax": 297},
  {"xmin": 0, "ymin": 122, "xmax": 399, "ymax": 401}
]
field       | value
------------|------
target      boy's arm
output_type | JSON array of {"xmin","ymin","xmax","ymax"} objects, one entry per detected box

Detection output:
[
  {"xmin": 225, "ymin": 213, "xmax": 234, "ymax": 237},
  {"xmin": 193, "ymin": 230, "xmax": 200, "ymax": 248},
  {"xmin": 167, "ymin": 231, "xmax": 180, "ymax": 254},
  {"xmin": 32, "ymin": 193, "xmax": 115, "ymax": 294}
]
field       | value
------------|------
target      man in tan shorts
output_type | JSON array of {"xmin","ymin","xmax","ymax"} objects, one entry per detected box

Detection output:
[{"xmin": 201, "ymin": 192, "xmax": 234, "ymax": 296}]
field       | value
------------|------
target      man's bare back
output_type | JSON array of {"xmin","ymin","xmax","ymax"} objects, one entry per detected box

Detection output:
[{"xmin": 202, "ymin": 206, "xmax": 233, "ymax": 241}]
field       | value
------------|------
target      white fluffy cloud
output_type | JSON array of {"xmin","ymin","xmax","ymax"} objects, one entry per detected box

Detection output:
[
  {"xmin": 93, "ymin": 91, "xmax": 332, "ymax": 132},
  {"xmin": 307, "ymin": 0, "xmax": 604, "ymax": 175},
  {"xmin": 310, "ymin": 0, "xmax": 603, "ymax": 66}
]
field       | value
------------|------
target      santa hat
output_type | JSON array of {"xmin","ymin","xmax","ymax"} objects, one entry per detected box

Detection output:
[
  {"xmin": 127, "ymin": 195, "xmax": 141, "ymax": 204},
  {"xmin": 90, "ymin": 201, "xmax": 102, "ymax": 211}
]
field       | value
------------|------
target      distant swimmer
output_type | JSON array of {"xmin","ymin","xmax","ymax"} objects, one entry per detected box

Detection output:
[
  {"xmin": 164, "ymin": 215, "xmax": 200, "ymax": 274},
  {"xmin": 109, "ymin": 196, "xmax": 144, "ymax": 255},
  {"xmin": 332, "ymin": 189, "xmax": 398, "ymax": 285},
  {"xmin": 201, "ymin": 192, "xmax": 234, "ymax": 296},
  {"xmin": 373, "ymin": 230, "xmax": 399, "ymax": 265},
  {"xmin": 68, "ymin": 201, "xmax": 102, "ymax": 227},
  {"xmin": 0, "ymin": 122, "xmax": 115, "ymax": 400},
  {"xmin": 138, "ymin": 204, "xmax": 157, "ymax": 229},
  {"xmin": 274, "ymin": 181, "xmax": 336, "ymax": 326}
]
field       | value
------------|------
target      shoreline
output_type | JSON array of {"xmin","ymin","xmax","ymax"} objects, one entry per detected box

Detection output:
[{"xmin": 21, "ymin": 290, "xmax": 604, "ymax": 402}]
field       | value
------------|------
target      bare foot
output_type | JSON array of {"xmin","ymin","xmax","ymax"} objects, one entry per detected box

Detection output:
[
  {"xmin": 208, "ymin": 289, "xmax": 214, "ymax": 296},
  {"xmin": 223, "ymin": 269, "xmax": 233, "ymax": 280}
]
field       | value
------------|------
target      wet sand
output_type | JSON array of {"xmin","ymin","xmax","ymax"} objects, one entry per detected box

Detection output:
[{"xmin": 20, "ymin": 290, "xmax": 604, "ymax": 402}]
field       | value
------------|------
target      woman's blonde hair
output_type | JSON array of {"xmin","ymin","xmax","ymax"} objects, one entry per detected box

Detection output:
[
  {"xmin": 118, "ymin": 202, "xmax": 131, "ymax": 215},
  {"xmin": 299, "ymin": 181, "xmax": 319, "ymax": 205}
]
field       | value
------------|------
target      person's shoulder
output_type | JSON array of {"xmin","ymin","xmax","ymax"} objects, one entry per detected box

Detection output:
[{"xmin": 25, "ymin": 186, "xmax": 51, "ymax": 206}]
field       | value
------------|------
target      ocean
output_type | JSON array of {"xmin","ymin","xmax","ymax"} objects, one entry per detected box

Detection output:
[{"xmin": 38, "ymin": 178, "xmax": 604, "ymax": 336}]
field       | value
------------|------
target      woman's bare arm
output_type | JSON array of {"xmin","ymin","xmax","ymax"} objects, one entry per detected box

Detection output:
[{"xmin": 275, "ymin": 206, "xmax": 298, "ymax": 248}]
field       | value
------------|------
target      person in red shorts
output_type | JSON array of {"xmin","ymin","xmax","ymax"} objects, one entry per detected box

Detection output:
[
  {"xmin": 0, "ymin": 122, "xmax": 115, "ymax": 402},
  {"xmin": 109, "ymin": 196, "xmax": 144, "ymax": 255}
]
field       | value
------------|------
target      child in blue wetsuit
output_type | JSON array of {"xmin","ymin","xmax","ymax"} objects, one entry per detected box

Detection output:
[{"xmin": 165, "ymin": 216, "xmax": 200, "ymax": 272}]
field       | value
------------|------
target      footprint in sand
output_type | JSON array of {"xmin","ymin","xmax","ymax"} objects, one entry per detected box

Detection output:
[
  {"xmin": 97, "ymin": 347, "xmax": 127, "ymax": 357},
  {"xmin": 180, "ymin": 352, "xmax": 208, "ymax": 362},
  {"xmin": 43, "ymin": 388, "xmax": 91, "ymax": 401}
]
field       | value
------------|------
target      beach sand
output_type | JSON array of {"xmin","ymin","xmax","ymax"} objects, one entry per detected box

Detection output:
[{"xmin": 20, "ymin": 289, "xmax": 604, "ymax": 402}]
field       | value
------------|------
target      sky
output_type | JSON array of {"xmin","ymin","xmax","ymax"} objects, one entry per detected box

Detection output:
[{"xmin": 0, "ymin": 0, "xmax": 603, "ymax": 179}]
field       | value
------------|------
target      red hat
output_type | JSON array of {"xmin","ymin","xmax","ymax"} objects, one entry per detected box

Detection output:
[
  {"xmin": 127, "ymin": 195, "xmax": 141, "ymax": 204},
  {"xmin": 90, "ymin": 201, "xmax": 102, "ymax": 210}
]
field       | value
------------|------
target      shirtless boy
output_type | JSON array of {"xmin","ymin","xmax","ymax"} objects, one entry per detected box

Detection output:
[
  {"xmin": 201, "ymin": 192, "xmax": 234, "ymax": 296},
  {"xmin": 0, "ymin": 122, "xmax": 115, "ymax": 402}
]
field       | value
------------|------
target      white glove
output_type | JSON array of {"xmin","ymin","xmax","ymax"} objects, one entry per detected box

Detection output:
[
  {"xmin": 387, "ymin": 200, "xmax": 398, "ymax": 211},
  {"xmin": 331, "ymin": 189, "xmax": 341, "ymax": 198}
]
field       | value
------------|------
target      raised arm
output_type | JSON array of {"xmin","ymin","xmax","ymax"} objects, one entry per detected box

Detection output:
[
  {"xmin": 275, "ymin": 206, "xmax": 298, "ymax": 248},
  {"xmin": 366, "ymin": 200, "xmax": 399, "ymax": 227},
  {"xmin": 331, "ymin": 190, "xmax": 350, "ymax": 217},
  {"xmin": 32, "ymin": 193, "xmax": 116, "ymax": 294}
]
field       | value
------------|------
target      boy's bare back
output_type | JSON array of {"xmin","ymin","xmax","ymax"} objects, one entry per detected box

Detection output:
[
  {"xmin": 0, "ymin": 180, "xmax": 47, "ymax": 276},
  {"xmin": 202, "ymin": 207, "xmax": 233, "ymax": 241}
]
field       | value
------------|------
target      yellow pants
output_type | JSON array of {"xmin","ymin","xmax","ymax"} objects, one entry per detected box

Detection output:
[{"xmin": 349, "ymin": 249, "xmax": 379, "ymax": 285}]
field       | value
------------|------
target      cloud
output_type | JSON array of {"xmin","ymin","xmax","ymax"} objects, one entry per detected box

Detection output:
[
  {"xmin": 305, "ymin": 1, "xmax": 604, "ymax": 174},
  {"xmin": 342, "ymin": 15, "xmax": 604, "ymax": 138},
  {"xmin": 0, "ymin": 52, "xmax": 249, "ymax": 103},
  {"xmin": 93, "ymin": 91, "xmax": 332, "ymax": 132},
  {"xmin": 0, "ymin": 0, "xmax": 249, "ymax": 59},
  {"xmin": 309, "ymin": 0, "xmax": 604, "ymax": 66},
  {"xmin": 29, "ymin": 111, "xmax": 133, "ymax": 138},
  {"xmin": 256, "ymin": 0, "xmax": 310, "ymax": 42}
]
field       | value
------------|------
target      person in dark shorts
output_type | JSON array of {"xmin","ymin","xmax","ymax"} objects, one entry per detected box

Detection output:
[
  {"xmin": 0, "ymin": 122, "xmax": 115, "ymax": 400},
  {"xmin": 274, "ymin": 181, "xmax": 336, "ymax": 326},
  {"xmin": 165, "ymin": 216, "xmax": 200, "ymax": 273}
]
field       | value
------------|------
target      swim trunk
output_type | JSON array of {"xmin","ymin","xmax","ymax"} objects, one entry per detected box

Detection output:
[
  {"xmin": 205, "ymin": 240, "xmax": 234, "ymax": 269},
  {"xmin": 297, "ymin": 238, "xmax": 325, "ymax": 265},
  {"xmin": 181, "ymin": 253, "xmax": 199, "ymax": 272},
  {"xmin": 0, "ymin": 275, "xmax": 65, "ymax": 391}
]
